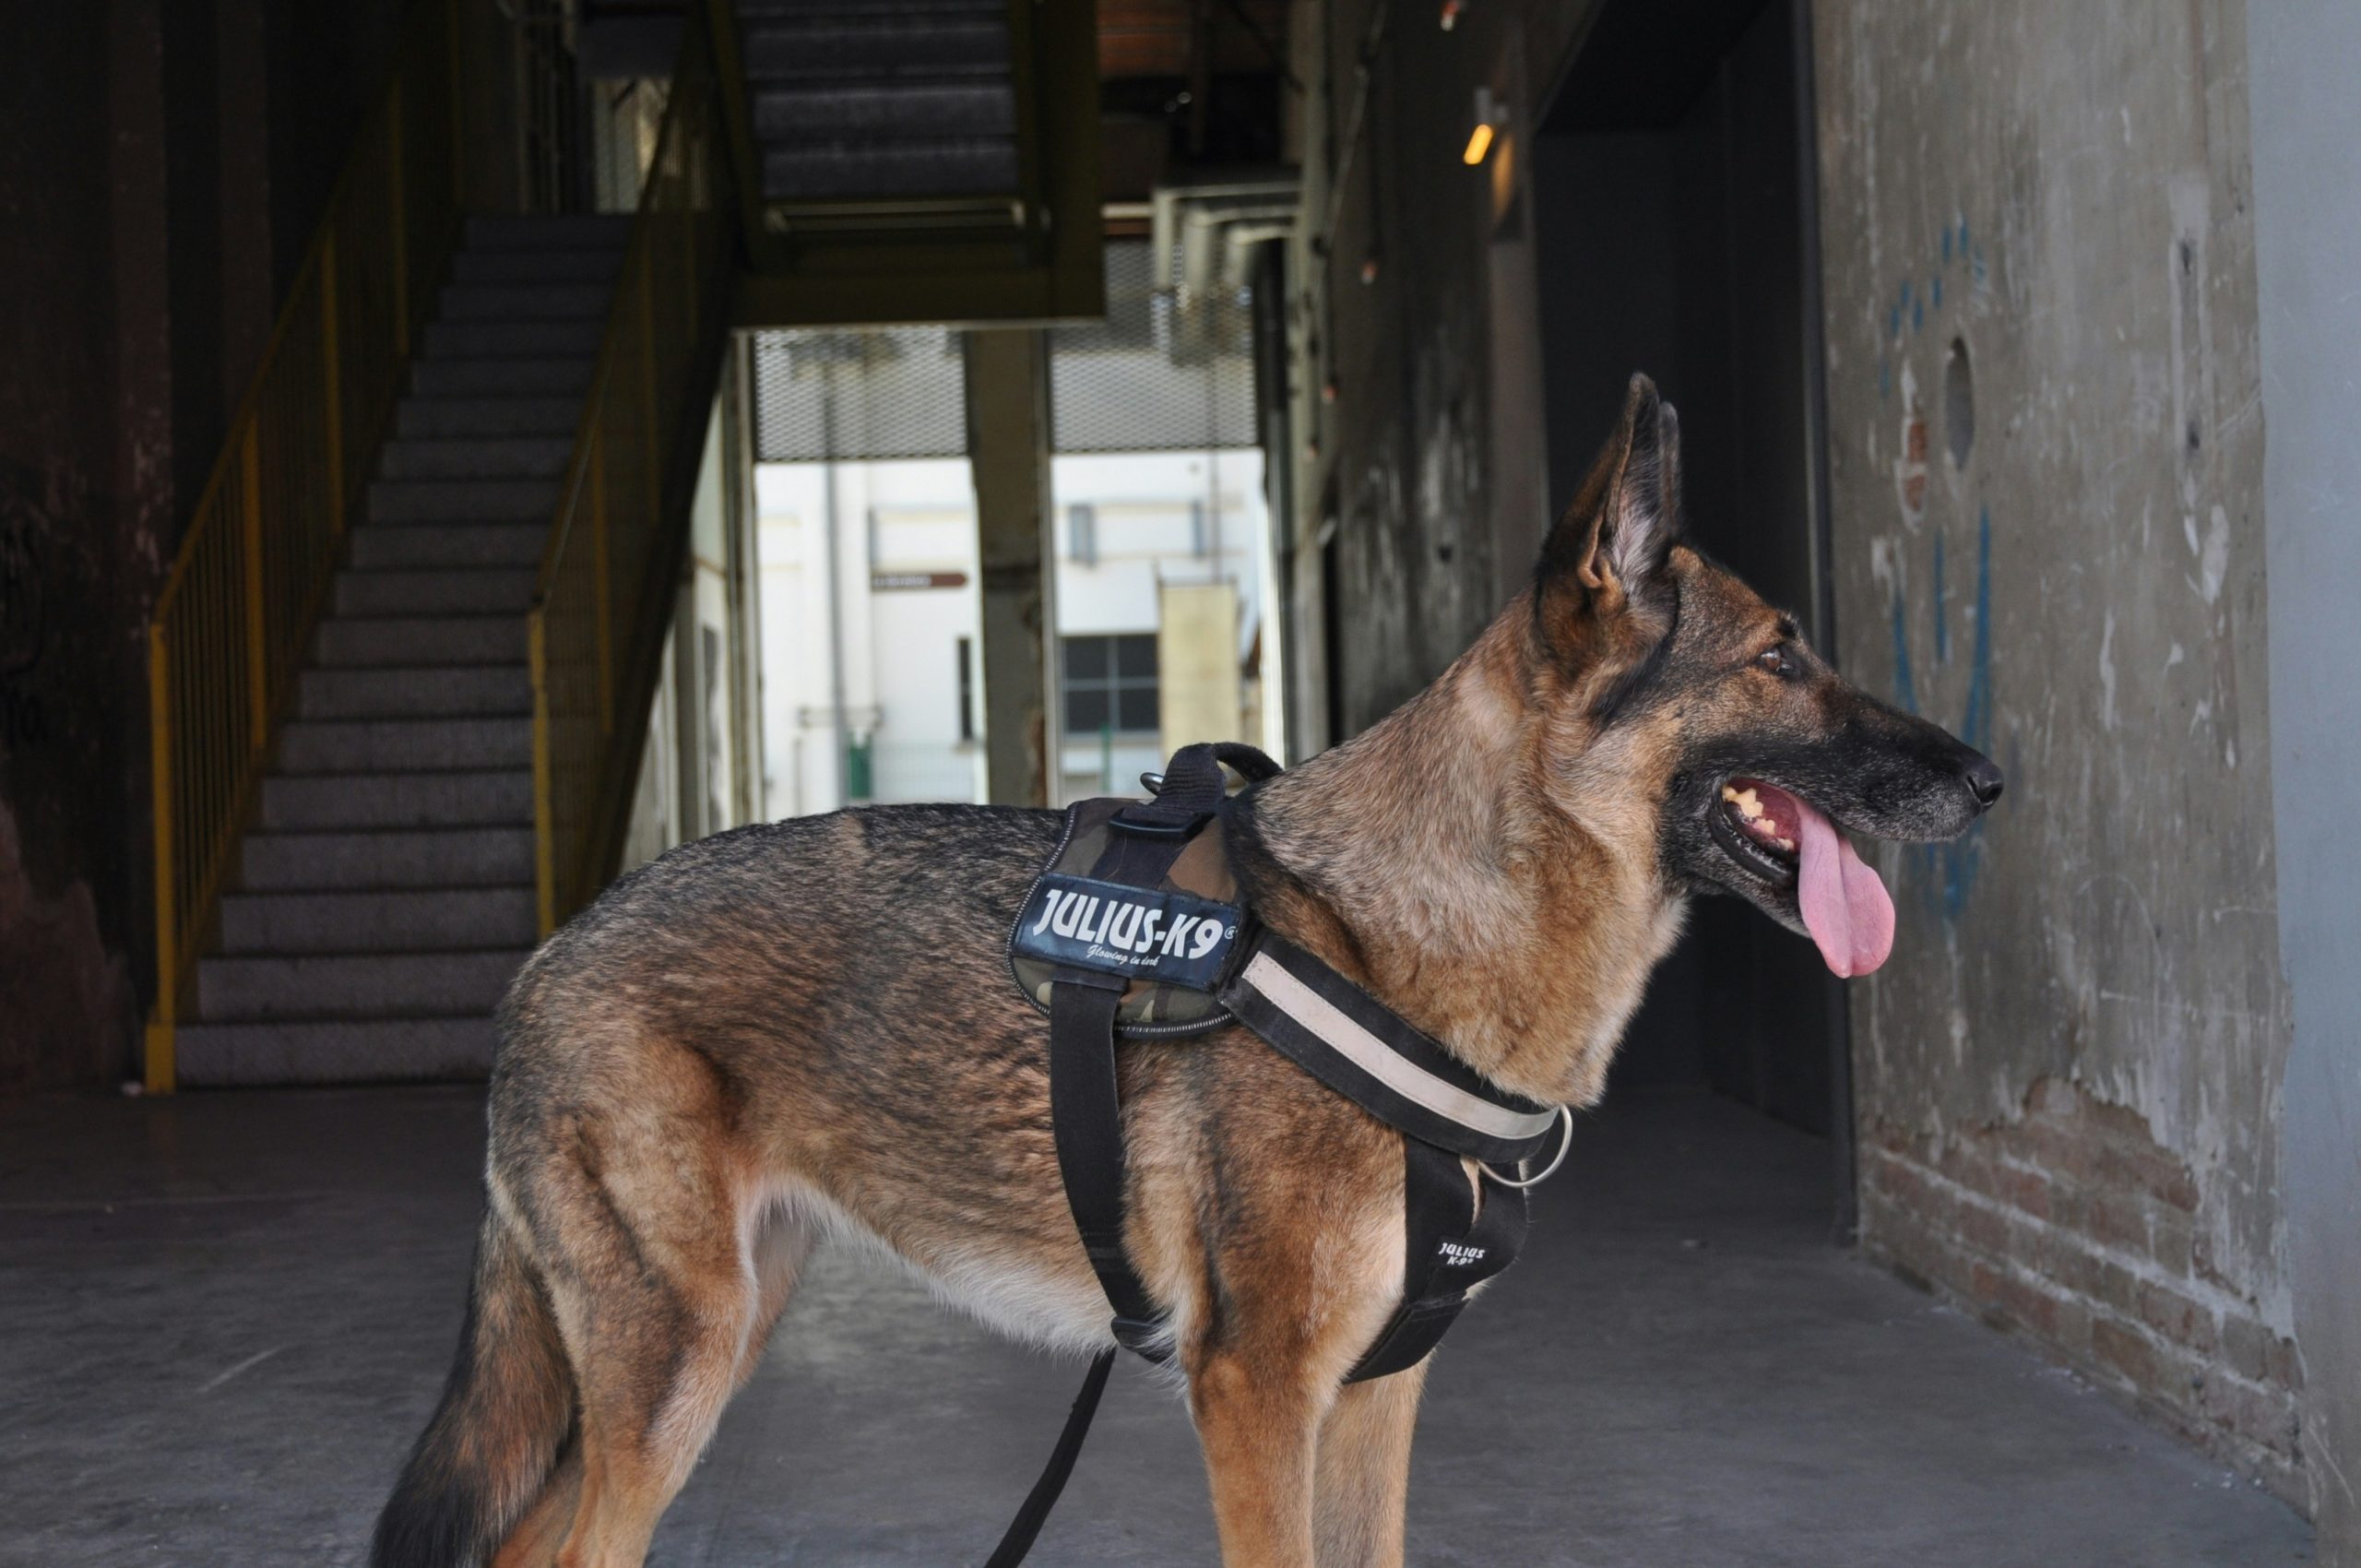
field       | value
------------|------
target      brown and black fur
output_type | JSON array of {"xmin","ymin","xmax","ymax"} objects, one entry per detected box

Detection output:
[{"xmin": 374, "ymin": 375, "xmax": 1999, "ymax": 1568}]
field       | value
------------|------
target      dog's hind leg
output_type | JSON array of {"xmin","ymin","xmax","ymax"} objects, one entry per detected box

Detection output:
[
  {"xmin": 493, "ymin": 1206, "xmax": 815, "ymax": 1568},
  {"xmin": 488, "ymin": 1052, "xmax": 797, "ymax": 1568},
  {"xmin": 1311, "ymin": 1363, "xmax": 1426, "ymax": 1568}
]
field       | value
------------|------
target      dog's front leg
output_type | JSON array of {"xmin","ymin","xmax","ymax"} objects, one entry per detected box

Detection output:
[
  {"xmin": 1311, "ymin": 1362, "xmax": 1425, "ymax": 1568},
  {"xmin": 1189, "ymin": 1348, "xmax": 1327, "ymax": 1566}
]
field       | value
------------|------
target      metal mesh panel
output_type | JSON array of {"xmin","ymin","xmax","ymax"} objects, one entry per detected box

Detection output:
[
  {"xmin": 1050, "ymin": 240, "xmax": 1257, "ymax": 453},
  {"xmin": 753, "ymin": 326, "xmax": 969, "ymax": 462},
  {"xmin": 752, "ymin": 242, "xmax": 1259, "ymax": 461}
]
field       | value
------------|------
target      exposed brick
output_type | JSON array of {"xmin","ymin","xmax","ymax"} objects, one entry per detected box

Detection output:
[
  {"xmin": 2092, "ymin": 1319, "xmax": 2163, "ymax": 1391},
  {"xmin": 2087, "ymin": 1132, "xmax": 2202, "ymax": 1214},
  {"xmin": 2197, "ymin": 1374, "xmax": 2301, "ymax": 1461},
  {"xmin": 2028, "ymin": 1075, "xmax": 2082, "ymax": 1117},
  {"xmin": 2148, "ymin": 1210, "xmax": 2194, "ymax": 1277},
  {"xmin": 1955, "ymin": 1194, "xmax": 2012, "ymax": 1256},
  {"xmin": 1942, "ymin": 1144, "xmax": 2000, "ymax": 1203},
  {"xmin": 2266, "ymin": 1331, "xmax": 2303, "ymax": 1391},
  {"xmin": 1993, "ymin": 1160, "xmax": 2052, "ymax": 1220},
  {"xmin": 2220, "ymin": 1314, "xmax": 2271, "ymax": 1383},
  {"xmin": 2087, "ymin": 1194, "xmax": 2150, "ymax": 1258},
  {"xmin": 2051, "ymin": 1295, "xmax": 2095, "ymax": 1360},
  {"xmin": 2088, "ymin": 1258, "xmax": 2142, "ymax": 1317},
  {"xmin": 2032, "ymin": 1226, "xmax": 2101, "ymax": 1297},
  {"xmin": 2133, "ymin": 1279, "xmax": 2219, "ymax": 1356},
  {"xmin": 1971, "ymin": 1263, "xmax": 2062, "ymax": 1338}
]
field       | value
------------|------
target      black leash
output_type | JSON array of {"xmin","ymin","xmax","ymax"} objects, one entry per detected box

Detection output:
[
  {"xmin": 980, "ymin": 1348, "xmax": 1118, "ymax": 1568},
  {"xmin": 981, "ymin": 743, "xmax": 1266, "ymax": 1565}
]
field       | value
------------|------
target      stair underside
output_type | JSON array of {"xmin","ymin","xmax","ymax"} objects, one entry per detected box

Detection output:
[{"xmin": 177, "ymin": 214, "xmax": 623, "ymax": 1088}]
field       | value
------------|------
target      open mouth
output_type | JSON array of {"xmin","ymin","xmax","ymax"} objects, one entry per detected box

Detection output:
[
  {"xmin": 1709, "ymin": 778, "xmax": 1804, "ymax": 884},
  {"xmin": 1703, "ymin": 776, "xmax": 1896, "ymax": 980}
]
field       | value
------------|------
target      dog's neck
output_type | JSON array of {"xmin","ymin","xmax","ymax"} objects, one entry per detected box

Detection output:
[{"xmin": 1240, "ymin": 600, "xmax": 1687, "ymax": 1108}]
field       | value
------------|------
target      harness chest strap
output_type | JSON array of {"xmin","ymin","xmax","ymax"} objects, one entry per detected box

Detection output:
[{"xmin": 984, "ymin": 741, "xmax": 1570, "ymax": 1566}]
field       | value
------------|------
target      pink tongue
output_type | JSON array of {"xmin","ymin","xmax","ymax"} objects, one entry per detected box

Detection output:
[{"xmin": 1793, "ymin": 799, "xmax": 1895, "ymax": 977}]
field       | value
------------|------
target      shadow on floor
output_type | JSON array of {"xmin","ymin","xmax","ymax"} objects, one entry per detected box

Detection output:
[{"xmin": 0, "ymin": 1085, "xmax": 2311, "ymax": 1566}]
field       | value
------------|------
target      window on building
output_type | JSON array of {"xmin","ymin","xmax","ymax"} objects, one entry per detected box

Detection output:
[
  {"xmin": 1067, "ymin": 503, "xmax": 1097, "ymax": 565},
  {"xmin": 955, "ymin": 636, "xmax": 976, "ymax": 742},
  {"xmin": 1062, "ymin": 634, "xmax": 1158, "ymax": 736}
]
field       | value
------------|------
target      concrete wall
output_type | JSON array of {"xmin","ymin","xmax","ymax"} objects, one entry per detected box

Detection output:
[
  {"xmin": 1812, "ymin": 0, "xmax": 2302, "ymax": 1498},
  {"xmin": 1287, "ymin": 0, "xmax": 2331, "ymax": 1520},
  {"xmin": 2247, "ymin": 2, "xmax": 2361, "ymax": 1556}
]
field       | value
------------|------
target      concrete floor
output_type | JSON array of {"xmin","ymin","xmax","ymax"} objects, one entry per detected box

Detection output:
[{"xmin": 0, "ymin": 1086, "xmax": 2311, "ymax": 1568}]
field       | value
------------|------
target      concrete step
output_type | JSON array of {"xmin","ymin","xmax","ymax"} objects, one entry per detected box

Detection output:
[
  {"xmin": 410, "ymin": 357, "xmax": 594, "ymax": 398},
  {"xmin": 450, "ymin": 248, "xmax": 623, "ymax": 286},
  {"xmin": 423, "ymin": 318, "xmax": 605, "ymax": 359},
  {"xmin": 258, "ymin": 769, "xmax": 534, "ymax": 831},
  {"xmin": 397, "ymin": 397, "xmax": 584, "ymax": 438},
  {"xmin": 369, "ymin": 477, "xmax": 560, "ymax": 523},
  {"xmin": 438, "ymin": 283, "xmax": 614, "ymax": 321},
  {"xmin": 173, "ymin": 1016, "xmax": 498, "ymax": 1085},
  {"xmin": 196, "ymin": 948, "xmax": 530, "ymax": 1022},
  {"xmin": 219, "ymin": 885, "xmax": 537, "ymax": 955},
  {"xmin": 240, "ymin": 825, "xmax": 536, "ymax": 890},
  {"xmin": 763, "ymin": 137, "xmax": 1017, "ymax": 202},
  {"xmin": 347, "ymin": 523, "xmax": 549, "ymax": 571},
  {"xmin": 294, "ymin": 665, "xmax": 530, "ymax": 721},
  {"xmin": 753, "ymin": 79, "xmax": 1014, "ymax": 140},
  {"xmin": 278, "ymin": 717, "xmax": 533, "ymax": 774},
  {"xmin": 378, "ymin": 437, "xmax": 575, "ymax": 482},
  {"xmin": 742, "ymin": 14, "xmax": 1008, "ymax": 77},
  {"xmin": 466, "ymin": 214, "xmax": 630, "ymax": 250},
  {"xmin": 314, "ymin": 615, "xmax": 527, "ymax": 668},
  {"xmin": 334, "ymin": 567, "xmax": 537, "ymax": 617}
]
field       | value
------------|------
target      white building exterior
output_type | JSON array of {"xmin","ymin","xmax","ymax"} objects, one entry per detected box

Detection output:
[{"xmin": 757, "ymin": 448, "xmax": 1270, "ymax": 817}]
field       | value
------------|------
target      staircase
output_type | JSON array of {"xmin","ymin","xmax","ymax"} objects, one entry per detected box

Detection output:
[
  {"xmin": 737, "ymin": 0, "xmax": 1020, "ymax": 203},
  {"xmin": 174, "ymin": 215, "xmax": 627, "ymax": 1087}
]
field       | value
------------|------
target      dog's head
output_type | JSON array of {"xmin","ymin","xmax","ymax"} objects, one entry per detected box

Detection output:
[{"xmin": 1526, "ymin": 374, "xmax": 2001, "ymax": 976}]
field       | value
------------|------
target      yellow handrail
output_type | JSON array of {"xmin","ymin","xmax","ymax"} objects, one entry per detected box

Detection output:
[
  {"xmin": 144, "ymin": 0, "xmax": 468, "ymax": 1092},
  {"xmin": 529, "ymin": 9, "xmax": 740, "ymax": 933}
]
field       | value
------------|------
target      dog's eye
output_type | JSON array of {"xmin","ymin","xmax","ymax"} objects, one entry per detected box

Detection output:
[{"xmin": 1755, "ymin": 645, "xmax": 1796, "ymax": 678}]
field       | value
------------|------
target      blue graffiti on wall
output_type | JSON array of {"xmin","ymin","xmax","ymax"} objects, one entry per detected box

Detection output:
[
  {"xmin": 1880, "ymin": 215, "xmax": 1985, "ymax": 401},
  {"xmin": 1890, "ymin": 507, "xmax": 1993, "ymax": 922}
]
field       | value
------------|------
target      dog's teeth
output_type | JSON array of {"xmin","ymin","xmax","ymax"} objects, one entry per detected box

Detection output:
[
  {"xmin": 1730, "ymin": 786, "xmax": 1763, "ymax": 820},
  {"xmin": 1774, "ymin": 836, "xmax": 1795, "ymax": 851}
]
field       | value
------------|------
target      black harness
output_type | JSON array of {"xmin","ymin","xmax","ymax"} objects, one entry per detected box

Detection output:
[{"xmin": 982, "ymin": 742, "xmax": 1570, "ymax": 1566}]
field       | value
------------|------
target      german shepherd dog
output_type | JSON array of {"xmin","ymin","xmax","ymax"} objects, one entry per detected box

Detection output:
[{"xmin": 374, "ymin": 375, "xmax": 2000, "ymax": 1568}]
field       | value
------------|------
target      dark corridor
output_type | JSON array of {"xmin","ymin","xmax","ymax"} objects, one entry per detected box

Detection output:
[{"xmin": 1531, "ymin": 0, "xmax": 1845, "ymax": 1170}]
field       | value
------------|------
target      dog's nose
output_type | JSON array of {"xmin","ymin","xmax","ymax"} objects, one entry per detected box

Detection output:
[{"xmin": 1964, "ymin": 755, "xmax": 2006, "ymax": 811}]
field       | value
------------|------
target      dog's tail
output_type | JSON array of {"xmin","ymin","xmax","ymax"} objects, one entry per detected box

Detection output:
[{"xmin": 373, "ymin": 1211, "xmax": 573, "ymax": 1568}]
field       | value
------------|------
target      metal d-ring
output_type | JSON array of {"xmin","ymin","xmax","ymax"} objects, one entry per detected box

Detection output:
[{"xmin": 1480, "ymin": 1105, "xmax": 1574, "ymax": 1190}]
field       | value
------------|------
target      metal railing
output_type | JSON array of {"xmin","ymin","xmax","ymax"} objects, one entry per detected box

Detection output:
[
  {"xmin": 530, "ymin": 8, "xmax": 739, "ymax": 933},
  {"xmin": 145, "ymin": 0, "xmax": 467, "ymax": 1091}
]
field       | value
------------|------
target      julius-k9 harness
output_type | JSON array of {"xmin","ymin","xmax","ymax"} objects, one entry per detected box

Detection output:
[{"xmin": 980, "ymin": 741, "xmax": 1572, "ymax": 1566}]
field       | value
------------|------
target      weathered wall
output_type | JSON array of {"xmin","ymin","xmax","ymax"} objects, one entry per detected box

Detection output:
[
  {"xmin": 1283, "ymin": 0, "xmax": 1567, "ymax": 747},
  {"xmin": 1287, "ymin": 0, "xmax": 2321, "ymax": 1515},
  {"xmin": 2247, "ymin": 1, "xmax": 2361, "ymax": 1555},
  {"xmin": 0, "ymin": 0, "xmax": 412, "ymax": 1094},
  {"xmin": 1813, "ymin": 1, "xmax": 2301, "ymax": 1496}
]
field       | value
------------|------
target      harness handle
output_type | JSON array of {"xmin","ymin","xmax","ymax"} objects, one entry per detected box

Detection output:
[{"xmin": 1119, "ymin": 742, "xmax": 1281, "ymax": 833}]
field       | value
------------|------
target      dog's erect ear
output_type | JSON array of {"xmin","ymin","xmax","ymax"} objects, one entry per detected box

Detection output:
[{"xmin": 1537, "ymin": 374, "xmax": 1681, "ymax": 634}]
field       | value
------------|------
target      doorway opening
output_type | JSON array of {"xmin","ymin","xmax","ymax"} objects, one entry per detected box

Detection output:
[{"xmin": 1531, "ymin": 0, "xmax": 1848, "ymax": 1218}]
